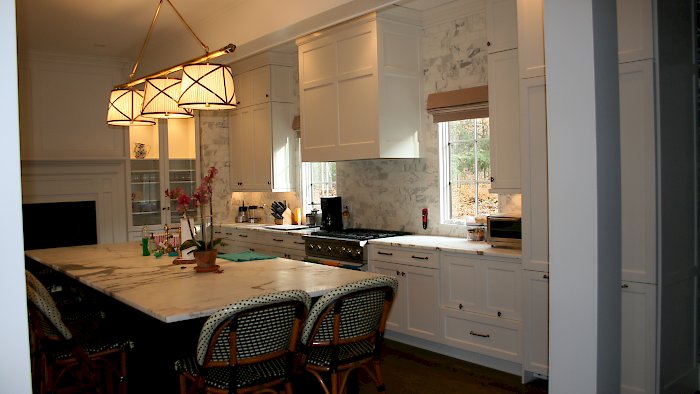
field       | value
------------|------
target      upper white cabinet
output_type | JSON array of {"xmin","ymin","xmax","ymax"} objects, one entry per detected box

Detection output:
[
  {"xmin": 619, "ymin": 60, "xmax": 656, "ymax": 284},
  {"xmin": 488, "ymin": 49, "xmax": 521, "ymax": 192},
  {"xmin": 234, "ymin": 65, "xmax": 295, "ymax": 108},
  {"xmin": 516, "ymin": 0, "xmax": 545, "ymax": 79},
  {"xmin": 486, "ymin": 0, "xmax": 518, "ymax": 54},
  {"xmin": 229, "ymin": 102, "xmax": 296, "ymax": 192},
  {"xmin": 229, "ymin": 60, "xmax": 296, "ymax": 192},
  {"xmin": 617, "ymin": 0, "xmax": 654, "ymax": 63},
  {"xmin": 296, "ymin": 12, "xmax": 422, "ymax": 161},
  {"xmin": 519, "ymin": 76, "xmax": 548, "ymax": 272}
]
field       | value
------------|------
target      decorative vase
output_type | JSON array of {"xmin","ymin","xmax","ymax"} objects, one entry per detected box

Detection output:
[{"xmin": 193, "ymin": 249, "xmax": 218, "ymax": 268}]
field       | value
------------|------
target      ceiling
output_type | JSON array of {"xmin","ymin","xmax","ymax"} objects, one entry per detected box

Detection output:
[{"xmin": 16, "ymin": 0, "xmax": 466, "ymax": 66}]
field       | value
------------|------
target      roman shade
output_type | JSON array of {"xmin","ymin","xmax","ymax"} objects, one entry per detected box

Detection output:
[{"xmin": 426, "ymin": 85, "xmax": 489, "ymax": 122}]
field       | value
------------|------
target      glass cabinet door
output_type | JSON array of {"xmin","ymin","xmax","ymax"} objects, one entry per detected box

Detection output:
[
  {"xmin": 128, "ymin": 118, "xmax": 199, "ymax": 233},
  {"xmin": 131, "ymin": 159, "xmax": 161, "ymax": 226}
]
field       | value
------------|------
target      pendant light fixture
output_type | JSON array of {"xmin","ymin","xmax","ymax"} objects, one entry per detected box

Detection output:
[
  {"xmin": 142, "ymin": 78, "xmax": 193, "ymax": 118},
  {"xmin": 106, "ymin": 0, "xmax": 236, "ymax": 126},
  {"xmin": 107, "ymin": 89, "xmax": 156, "ymax": 126}
]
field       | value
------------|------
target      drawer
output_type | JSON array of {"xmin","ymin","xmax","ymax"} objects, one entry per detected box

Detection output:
[
  {"xmin": 441, "ymin": 308, "xmax": 521, "ymax": 363},
  {"xmin": 369, "ymin": 245, "xmax": 438, "ymax": 268},
  {"xmin": 258, "ymin": 233, "xmax": 306, "ymax": 251}
]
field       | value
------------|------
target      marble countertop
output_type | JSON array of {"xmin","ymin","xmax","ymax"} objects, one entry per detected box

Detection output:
[
  {"xmin": 25, "ymin": 243, "xmax": 378, "ymax": 323},
  {"xmin": 368, "ymin": 235, "xmax": 521, "ymax": 259},
  {"xmin": 218, "ymin": 222, "xmax": 319, "ymax": 236}
]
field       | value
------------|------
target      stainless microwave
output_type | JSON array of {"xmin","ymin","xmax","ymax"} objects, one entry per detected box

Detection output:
[{"xmin": 486, "ymin": 214, "xmax": 522, "ymax": 249}]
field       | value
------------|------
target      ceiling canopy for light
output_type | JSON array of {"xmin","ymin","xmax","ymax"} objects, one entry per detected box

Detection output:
[{"xmin": 106, "ymin": 0, "xmax": 236, "ymax": 126}]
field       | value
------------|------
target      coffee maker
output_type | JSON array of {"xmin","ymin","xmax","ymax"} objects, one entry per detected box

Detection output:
[{"xmin": 320, "ymin": 196, "xmax": 343, "ymax": 231}]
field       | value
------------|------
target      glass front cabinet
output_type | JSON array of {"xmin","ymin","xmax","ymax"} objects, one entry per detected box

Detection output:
[{"xmin": 128, "ymin": 118, "xmax": 200, "ymax": 239}]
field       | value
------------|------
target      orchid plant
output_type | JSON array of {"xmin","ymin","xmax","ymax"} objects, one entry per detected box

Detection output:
[{"xmin": 165, "ymin": 166, "xmax": 221, "ymax": 253}]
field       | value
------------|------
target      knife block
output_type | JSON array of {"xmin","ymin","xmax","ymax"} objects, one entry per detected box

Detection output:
[{"xmin": 282, "ymin": 208, "xmax": 293, "ymax": 225}]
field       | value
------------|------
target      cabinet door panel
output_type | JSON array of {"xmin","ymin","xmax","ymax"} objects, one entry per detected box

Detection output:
[
  {"xmin": 337, "ymin": 28, "xmax": 375, "ymax": 76},
  {"xmin": 619, "ymin": 60, "xmax": 656, "ymax": 283},
  {"xmin": 516, "ymin": 0, "xmax": 545, "ymax": 78},
  {"xmin": 486, "ymin": 0, "xmax": 518, "ymax": 53},
  {"xmin": 370, "ymin": 262, "xmax": 404, "ymax": 332},
  {"xmin": 621, "ymin": 282, "xmax": 656, "ymax": 394},
  {"xmin": 488, "ymin": 49, "xmax": 520, "ymax": 192},
  {"xmin": 234, "ymin": 72, "xmax": 252, "ymax": 108},
  {"xmin": 250, "ymin": 66, "xmax": 271, "ymax": 106},
  {"xmin": 483, "ymin": 261, "xmax": 521, "ymax": 320},
  {"xmin": 300, "ymin": 41, "xmax": 337, "ymax": 86},
  {"xmin": 522, "ymin": 270, "xmax": 549, "ymax": 377},
  {"xmin": 520, "ymin": 76, "xmax": 549, "ymax": 272},
  {"xmin": 617, "ymin": 0, "xmax": 653, "ymax": 63},
  {"xmin": 228, "ymin": 108, "xmax": 254, "ymax": 190},
  {"xmin": 302, "ymin": 83, "xmax": 339, "ymax": 150},
  {"xmin": 441, "ymin": 254, "xmax": 481, "ymax": 313},
  {"xmin": 403, "ymin": 264, "xmax": 440, "ymax": 340},
  {"xmin": 250, "ymin": 104, "xmax": 272, "ymax": 190},
  {"xmin": 338, "ymin": 75, "xmax": 378, "ymax": 147}
]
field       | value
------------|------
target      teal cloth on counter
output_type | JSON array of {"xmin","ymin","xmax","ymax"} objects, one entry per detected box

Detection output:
[{"xmin": 218, "ymin": 251, "xmax": 277, "ymax": 262}]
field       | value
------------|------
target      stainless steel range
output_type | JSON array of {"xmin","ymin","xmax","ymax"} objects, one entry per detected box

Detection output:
[{"xmin": 303, "ymin": 229, "xmax": 410, "ymax": 270}]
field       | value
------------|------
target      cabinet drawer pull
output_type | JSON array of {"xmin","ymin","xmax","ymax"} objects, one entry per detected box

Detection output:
[
  {"xmin": 411, "ymin": 255, "xmax": 429, "ymax": 260},
  {"xmin": 272, "ymin": 238, "xmax": 284, "ymax": 242},
  {"xmin": 621, "ymin": 284, "xmax": 629, "ymax": 289},
  {"xmin": 293, "ymin": 241, "xmax": 305, "ymax": 245},
  {"xmin": 543, "ymin": 274, "xmax": 549, "ymax": 279},
  {"xmin": 395, "ymin": 271, "xmax": 400, "ymax": 276},
  {"xmin": 238, "ymin": 234, "xmax": 248, "ymax": 238},
  {"xmin": 469, "ymin": 330, "xmax": 490, "ymax": 338},
  {"xmin": 476, "ymin": 250, "xmax": 484, "ymax": 256},
  {"xmin": 378, "ymin": 251, "xmax": 393, "ymax": 256}
]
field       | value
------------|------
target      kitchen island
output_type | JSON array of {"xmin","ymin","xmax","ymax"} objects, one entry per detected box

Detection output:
[{"xmin": 25, "ymin": 242, "xmax": 379, "ymax": 323}]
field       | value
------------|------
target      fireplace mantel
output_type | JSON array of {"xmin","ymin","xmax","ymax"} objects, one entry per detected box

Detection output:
[{"xmin": 21, "ymin": 159, "xmax": 127, "ymax": 244}]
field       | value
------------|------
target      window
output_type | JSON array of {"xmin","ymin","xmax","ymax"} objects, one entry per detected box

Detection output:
[
  {"xmin": 439, "ymin": 118, "xmax": 498, "ymax": 224},
  {"xmin": 301, "ymin": 162, "xmax": 337, "ymax": 213}
]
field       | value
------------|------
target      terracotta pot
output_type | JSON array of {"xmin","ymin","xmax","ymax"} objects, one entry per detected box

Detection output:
[{"xmin": 193, "ymin": 249, "xmax": 218, "ymax": 268}]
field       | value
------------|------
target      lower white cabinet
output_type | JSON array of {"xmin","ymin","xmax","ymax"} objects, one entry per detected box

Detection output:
[
  {"xmin": 621, "ymin": 281, "xmax": 656, "ymax": 394},
  {"xmin": 440, "ymin": 252, "xmax": 522, "ymax": 363},
  {"xmin": 368, "ymin": 247, "xmax": 440, "ymax": 342},
  {"xmin": 213, "ymin": 227, "xmax": 305, "ymax": 260},
  {"xmin": 522, "ymin": 269, "xmax": 549, "ymax": 379}
]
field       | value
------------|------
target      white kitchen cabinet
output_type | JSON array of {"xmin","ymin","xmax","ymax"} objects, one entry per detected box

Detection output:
[
  {"xmin": 519, "ymin": 76, "xmax": 548, "ymax": 272},
  {"xmin": 440, "ymin": 252, "xmax": 522, "ymax": 364},
  {"xmin": 488, "ymin": 49, "xmax": 521, "ymax": 192},
  {"xmin": 233, "ymin": 65, "xmax": 294, "ymax": 108},
  {"xmin": 621, "ymin": 281, "xmax": 656, "ymax": 394},
  {"xmin": 619, "ymin": 60, "xmax": 656, "ymax": 284},
  {"xmin": 516, "ymin": 0, "xmax": 545, "ymax": 79},
  {"xmin": 617, "ymin": 0, "xmax": 653, "ymax": 63},
  {"xmin": 128, "ymin": 118, "xmax": 200, "ymax": 236},
  {"xmin": 368, "ymin": 245, "xmax": 440, "ymax": 342},
  {"xmin": 296, "ymin": 12, "xmax": 421, "ymax": 161},
  {"xmin": 521, "ymin": 270, "xmax": 549, "ymax": 379},
  {"xmin": 229, "ymin": 102, "xmax": 296, "ymax": 192},
  {"xmin": 486, "ymin": 0, "xmax": 518, "ymax": 54},
  {"xmin": 441, "ymin": 252, "xmax": 522, "ymax": 321}
]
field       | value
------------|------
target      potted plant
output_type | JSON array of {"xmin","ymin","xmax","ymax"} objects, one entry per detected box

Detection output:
[{"xmin": 165, "ymin": 166, "xmax": 221, "ymax": 268}]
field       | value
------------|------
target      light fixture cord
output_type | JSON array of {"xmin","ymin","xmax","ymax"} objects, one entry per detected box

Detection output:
[
  {"xmin": 129, "ymin": 0, "xmax": 212, "ymax": 82},
  {"xmin": 130, "ymin": 0, "xmax": 164, "ymax": 81}
]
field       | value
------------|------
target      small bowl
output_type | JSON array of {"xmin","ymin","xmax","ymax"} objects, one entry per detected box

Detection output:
[{"xmin": 466, "ymin": 224, "xmax": 486, "ymax": 241}]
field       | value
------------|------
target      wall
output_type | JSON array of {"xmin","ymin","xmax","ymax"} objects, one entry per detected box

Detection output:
[{"xmin": 337, "ymin": 9, "xmax": 490, "ymax": 236}]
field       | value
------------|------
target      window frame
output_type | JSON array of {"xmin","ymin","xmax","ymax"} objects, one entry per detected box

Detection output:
[
  {"xmin": 301, "ymin": 161, "xmax": 337, "ymax": 214},
  {"xmin": 438, "ymin": 118, "xmax": 496, "ymax": 225}
]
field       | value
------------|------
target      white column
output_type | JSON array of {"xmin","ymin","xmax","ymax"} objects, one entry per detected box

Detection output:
[
  {"xmin": 1, "ymin": 0, "xmax": 32, "ymax": 392},
  {"xmin": 543, "ymin": 0, "xmax": 622, "ymax": 392}
]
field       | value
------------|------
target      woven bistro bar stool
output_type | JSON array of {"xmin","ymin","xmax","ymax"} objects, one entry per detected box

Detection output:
[
  {"xmin": 26, "ymin": 285, "xmax": 133, "ymax": 394},
  {"xmin": 297, "ymin": 276, "xmax": 398, "ymax": 394},
  {"xmin": 175, "ymin": 290, "xmax": 311, "ymax": 394}
]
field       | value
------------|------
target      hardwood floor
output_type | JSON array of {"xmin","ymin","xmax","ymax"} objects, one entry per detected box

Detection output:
[{"xmin": 355, "ymin": 340, "xmax": 549, "ymax": 394}]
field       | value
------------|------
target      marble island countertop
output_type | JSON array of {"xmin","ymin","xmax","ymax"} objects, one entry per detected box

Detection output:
[
  {"xmin": 25, "ymin": 242, "xmax": 378, "ymax": 323},
  {"xmin": 368, "ymin": 235, "xmax": 521, "ymax": 259}
]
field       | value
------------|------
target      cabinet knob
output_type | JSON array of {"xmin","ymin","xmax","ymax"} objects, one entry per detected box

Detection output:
[
  {"xmin": 265, "ymin": 94, "xmax": 269, "ymax": 98},
  {"xmin": 459, "ymin": 303, "xmax": 463, "ymax": 310},
  {"xmin": 401, "ymin": 272, "xmax": 405, "ymax": 277},
  {"xmin": 486, "ymin": 41, "xmax": 491, "ymax": 47},
  {"xmin": 490, "ymin": 177, "xmax": 495, "ymax": 182},
  {"xmin": 543, "ymin": 274, "xmax": 549, "ymax": 279},
  {"xmin": 497, "ymin": 311, "xmax": 502, "ymax": 317},
  {"xmin": 236, "ymin": 101, "xmax": 241, "ymax": 105},
  {"xmin": 621, "ymin": 284, "xmax": 629, "ymax": 289},
  {"xmin": 396, "ymin": 271, "xmax": 400, "ymax": 276}
]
